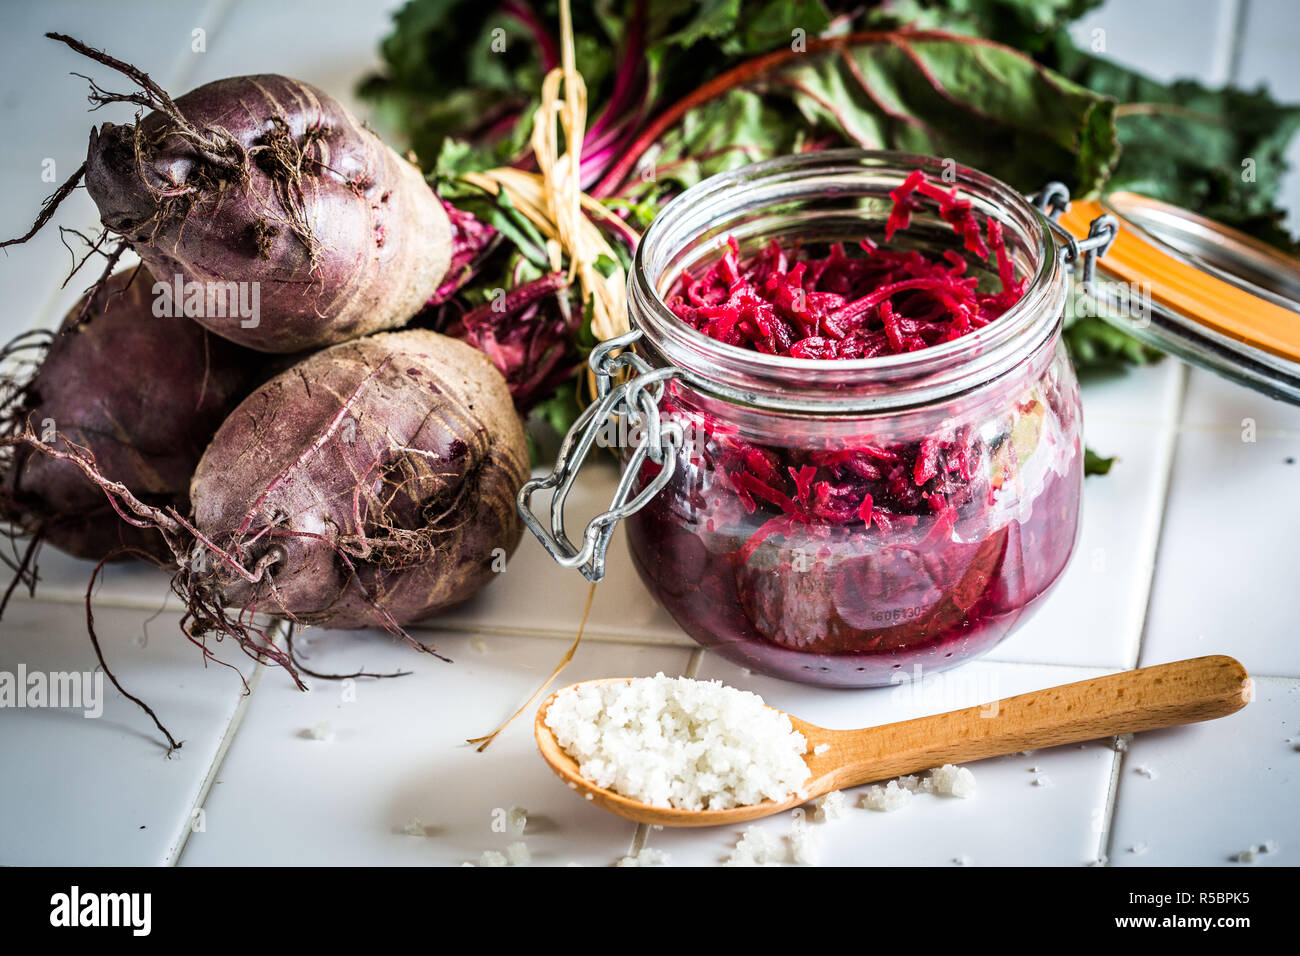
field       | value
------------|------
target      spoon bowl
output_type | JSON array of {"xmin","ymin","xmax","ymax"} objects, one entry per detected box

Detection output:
[{"xmin": 535, "ymin": 656, "xmax": 1252, "ymax": 828}]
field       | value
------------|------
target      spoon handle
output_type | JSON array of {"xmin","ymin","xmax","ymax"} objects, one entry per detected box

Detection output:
[{"xmin": 826, "ymin": 655, "xmax": 1251, "ymax": 790}]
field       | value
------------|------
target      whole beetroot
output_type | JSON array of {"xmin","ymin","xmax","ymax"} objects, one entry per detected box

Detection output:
[
  {"xmin": 186, "ymin": 328, "xmax": 528, "ymax": 631},
  {"xmin": 9, "ymin": 35, "xmax": 452, "ymax": 353},
  {"xmin": 2, "ymin": 268, "xmax": 256, "ymax": 566}
]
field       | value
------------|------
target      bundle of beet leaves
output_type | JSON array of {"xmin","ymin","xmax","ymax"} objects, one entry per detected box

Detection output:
[{"xmin": 361, "ymin": 0, "xmax": 1300, "ymax": 472}]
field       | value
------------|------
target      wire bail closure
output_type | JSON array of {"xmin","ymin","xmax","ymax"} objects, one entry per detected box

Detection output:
[
  {"xmin": 516, "ymin": 329, "xmax": 682, "ymax": 582},
  {"xmin": 1033, "ymin": 181, "xmax": 1118, "ymax": 285}
]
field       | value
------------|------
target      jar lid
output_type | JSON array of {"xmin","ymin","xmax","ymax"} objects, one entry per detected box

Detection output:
[{"xmin": 1058, "ymin": 193, "xmax": 1300, "ymax": 403}]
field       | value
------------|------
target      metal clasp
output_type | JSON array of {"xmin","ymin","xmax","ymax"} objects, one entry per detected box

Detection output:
[
  {"xmin": 516, "ymin": 329, "xmax": 683, "ymax": 582},
  {"xmin": 1034, "ymin": 181, "xmax": 1118, "ymax": 284}
]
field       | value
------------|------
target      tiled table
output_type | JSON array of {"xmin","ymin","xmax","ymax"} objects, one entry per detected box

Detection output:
[{"xmin": 0, "ymin": 0, "xmax": 1296, "ymax": 867}]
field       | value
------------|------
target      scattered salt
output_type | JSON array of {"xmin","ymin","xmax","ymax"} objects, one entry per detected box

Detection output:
[
  {"xmin": 307, "ymin": 721, "xmax": 332, "ymax": 741},
  {"xmin": 1129, "ymin": 842, "xmax": 1148, "ymax": 855},
  {"xmin": 1134, "ymin": 764, "xmax": 1158, "ymax": 780},
  {"xmin": 862, "ymin": 780, "xmax": 913, "ymax": 812},
  {"xmin": 813, "ymin": 743, "xmax": 831, "ymax": 756},
  {"xmin": 401, "ymin": 818, "xmax": 427, "ymax": 836},
  {"xmin": 929, "ymin": 764, "xmax": 976, "ymax": 798},
  {"xmin": 617, "ymin": 847, "xmax": 670, "ymax": 867},
  {"xmin": 470, "ymin": 636, "xmax": 488, "ymax": 653},
  {"xmin": 1028, "ymin": 766, "xmax": 1040, "ymax": 772},
  {"xmin": 1033, "ymin": 775, "xmax": 1052, "ymax": 787},
  {"xmin": 724, "ymin": 826, "xmax": 787, "ymax": 866},
  {"xmin": 813, "ymin": 791, "xmax": 849, "ymax": 822},
  {"xmin": 953, "ymin": 855, "xmax": 973, "ymax": 866},
  {"xmin": 1233, "ymin": 841, "xmax": 1278, "ymax": 863},
  {"xmin": 544, "ymin": 673, "xmax": 810, "ymax": 810},
  {"xmin": 788, "ymin": 825, "xmax": 819, "ymax": 865},
  {"xmin": 1113, "ymin": 734, "xmax": 1132, "ymax": 753},
  {"xmin": 478, "ymin": 850, "xmax": 508, "ymax": 867},
  {"xmin": 507, "ymin": 806, "xmax": 528, "ymax": 834},
  {"xmin": 505, "ymin": 841, "xmax": 530, "ymax": 866}
]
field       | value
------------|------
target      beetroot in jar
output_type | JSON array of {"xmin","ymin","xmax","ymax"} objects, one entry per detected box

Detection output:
[{"xmin": 523, "ymin": 151, "xmax": 1099, "ymax": 687}]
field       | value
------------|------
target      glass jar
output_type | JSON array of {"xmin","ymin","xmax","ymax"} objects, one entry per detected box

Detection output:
[{"xmin": 523, "ymin": 151, "xmax": 1099, "ymax": 688}]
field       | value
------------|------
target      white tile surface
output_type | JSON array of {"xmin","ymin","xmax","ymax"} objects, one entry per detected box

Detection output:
[
  {"xmin": 1179, "ymin": 367, "xmax": 1300, "ymax": 435},
  {"xmin": 1078, "ymin": 359, "xmax": 1185, "ymax": 427},
  {"xmin": 642, "ymin": 656, "xmax": 1117, "ymax": 866},
  {"xmin": 1108, "ymin": 676, "xmax": 1298, "ymax": 866},
  {"xmin": 432, "ymin": 461, "xmax": 690, "ymax": 645},
  {"xmin": 0, "ymin": 598, "xmax": 251, "ymax": 865},
  {"xmin": 178, "ymin": 629, "xmax": 691, "ymax": 866},
  {"xmin": 1139, "ymin": 428, "xmax": 1300, "ymax": 677}
]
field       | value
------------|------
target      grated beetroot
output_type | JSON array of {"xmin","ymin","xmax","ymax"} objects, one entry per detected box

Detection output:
[
  {"xmin": 625, "ymin": 170, "xmax": 1080, "ymax": 686},
  {"xmin": 667, "ymin": 170, "xmax": 1023, "ymax": 361}
]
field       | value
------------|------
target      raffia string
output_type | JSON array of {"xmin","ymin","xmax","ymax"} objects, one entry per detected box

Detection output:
[
  {"xmin": 460, "ymin": 0, "xmax": 629, "ymax": 343},
  {"xmin": 467, "ymin": 581, "xmax": 596, "ymax": 752}
]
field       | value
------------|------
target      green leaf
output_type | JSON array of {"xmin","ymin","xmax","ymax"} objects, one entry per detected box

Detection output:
[
  {"xmin": 1044, "ymin": 38, "xmax": 1300, "ymax": 250},
  {"xmin": 777, "ymin": 35, "xmax": 1120, "ymax": 196},
  {"xmin": 1084, "ymin": 446, "xmax": 1116, "ymax": 475}
]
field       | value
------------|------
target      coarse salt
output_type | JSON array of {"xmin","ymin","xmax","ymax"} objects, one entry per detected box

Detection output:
[
  {"xmin": 617, "ymin": 847, "xmax": 670, "ymax": 867},
  {"xmin": 545, "ymin": 674, "xmax": 810, "ymax": 811},
  {"xmin": 505, "ymin": 841, "xmax": 530, "ymax": 866},
  {"xmin": 307, "ymin": 721, "xmax": 333, "ymax": 741},
  {"xmin": 862, "ymin": 780, "xmax": 913, "ymax": 812},
  {"xmin": 813, "ymin": 791, "xmax": 848, "ymax": 822},
  {"xmin": 929, "ymin": 764, "xmax": 976, "ymax": 798},
  {"xmin": 724, "ymin": 826, "xmax": 788, "ymax": 866}
]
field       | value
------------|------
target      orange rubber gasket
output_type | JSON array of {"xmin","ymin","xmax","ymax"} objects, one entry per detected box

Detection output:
[{"xmin": 1059, "ymin": 199, "xmax": 1300, "ymax": 364}]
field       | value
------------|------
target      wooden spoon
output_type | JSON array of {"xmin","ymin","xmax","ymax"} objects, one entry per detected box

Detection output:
[{"xmin": 534, "ymin": 655, "xmax": 1252, "ymax": 828}]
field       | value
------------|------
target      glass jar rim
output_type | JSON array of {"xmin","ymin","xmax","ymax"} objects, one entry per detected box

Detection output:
[{"xmin": 629, "ymin": 149, "xmax": 1066, "ymax": 414}]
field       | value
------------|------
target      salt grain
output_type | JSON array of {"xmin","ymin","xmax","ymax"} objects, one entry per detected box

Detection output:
[
  {"xmin": 401, "ymin": 818, "xmax": 427, "ymax": 836},
  {"xmin": 478, "ymin": 850, "xmax": 508, "ymax": 867},
  {"xmin": 929, "ymin": 764, "xmax": 976, "ymax": 798},
  {"xmin": 953, "ymin": 855, "xmax": 973, "ymax": 866},
  {"xmin": 724, "ymin": 826, "xmax": 787, "ymax": 866},
  {"xmin": 1128, "ymin": 842, "xmax": 1148, "ymax": 855},
  {"xmin": 505, "ymin": 841, "xmax": 530, "ymax": 866},
  {"xmin": 507, "ymin": 806, "xmax": 528, "ymax": 834},
  {"xmin": 813, "ymin": 790, "xmax": 848, "ymax": 822},
  {"xmin": 307, "ymin": 721, "xmax": 333, "ymax": 741},
  {"xmin": 1033, "ymin": 775, "xmax": 1052, "ymax": 787},
  {"xmin": 813, "ymin": 743, "xmax": 831, "ymax": 756},
  {"xmin": 862, "ymin": 780, "xmax": 913, "ymax": 812},
  {"xmin": 470, "ymin": 636, "xmax": 488, "ymax": 653},
  {"xmin": 617, "ymin": 847, "xmax": 670, "ymax": 867},
  {"xmin": 1134, "ymin": 764, "xmax": 1158, "ymax": 780},
  {"xmin": 545, "ymin": 674, "xmax": 810, "ymax": 810}
]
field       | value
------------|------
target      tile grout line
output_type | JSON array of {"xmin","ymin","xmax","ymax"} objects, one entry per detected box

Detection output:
[
  {"xmin": 1126, "ymin": 362, "xmax": 1188, "ymax": 672},
  {"xmin": 166, "ymin": 659, "xmax": 266, "ymax": 866},
  {"xmin": 1095, "ymin": 363, "xmax": 1189, "ymax": 859}
]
